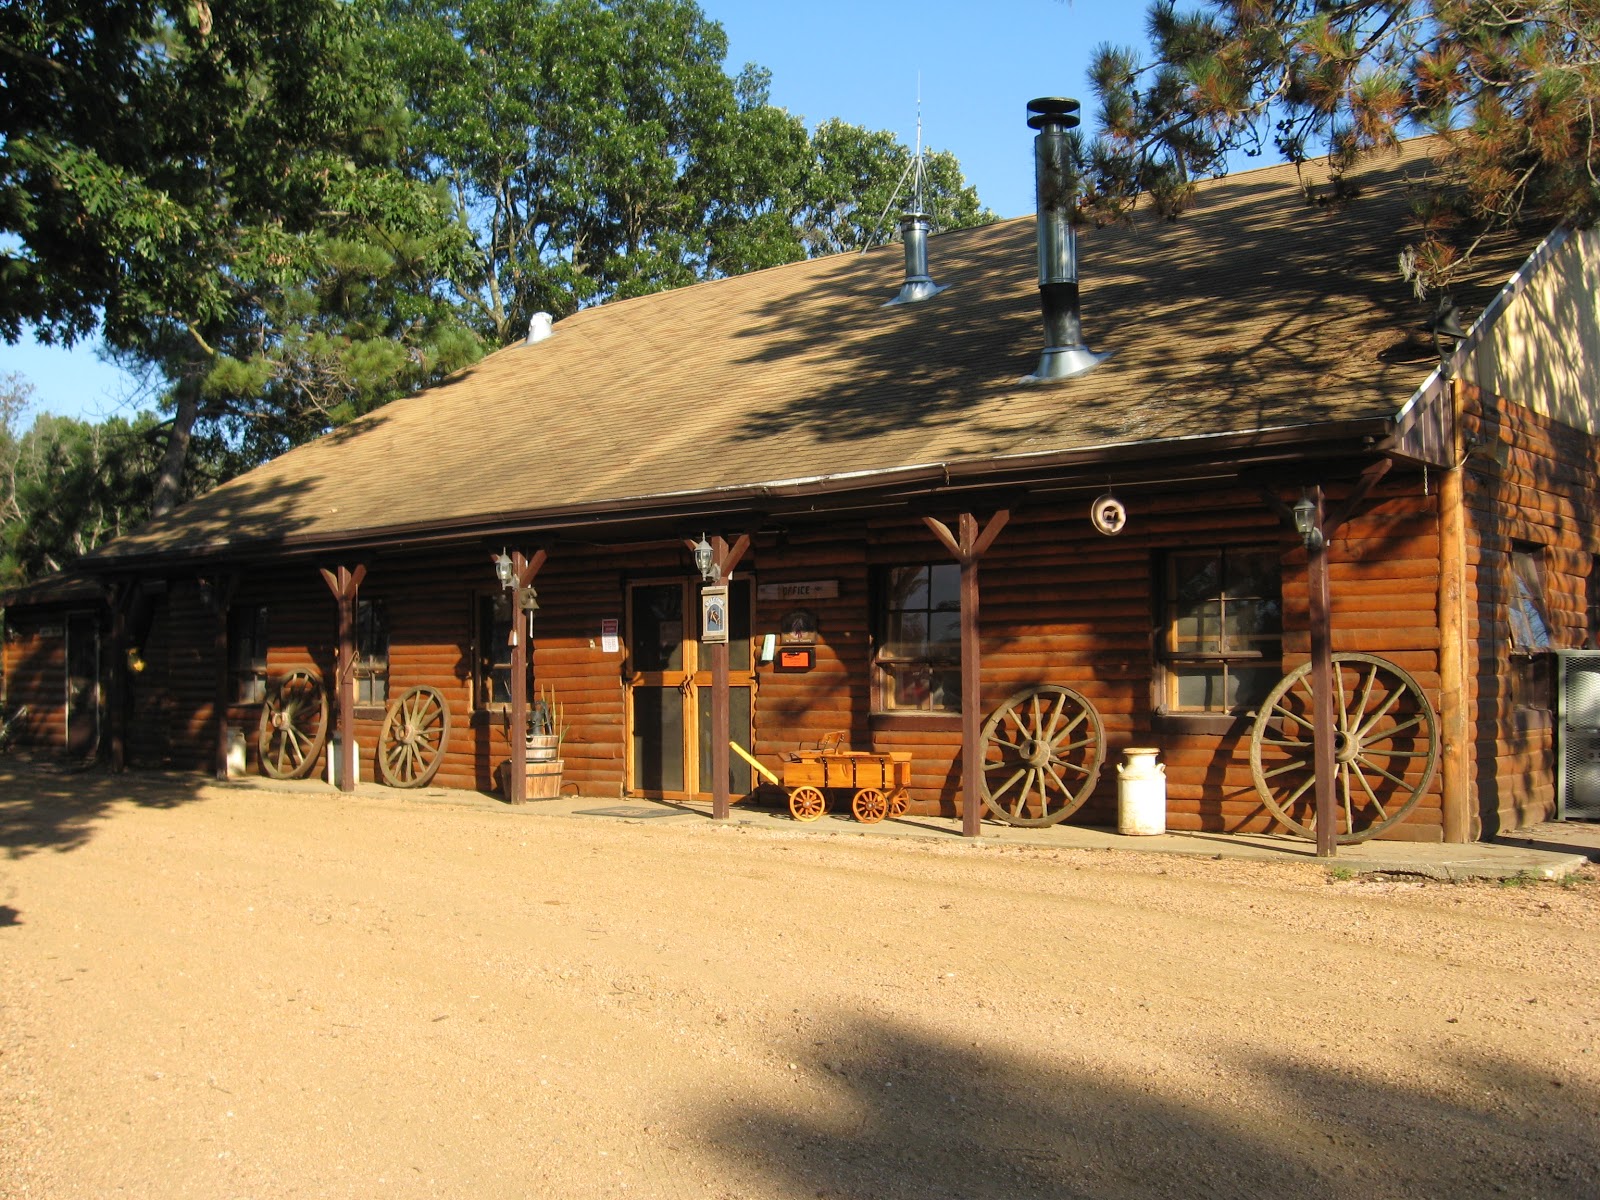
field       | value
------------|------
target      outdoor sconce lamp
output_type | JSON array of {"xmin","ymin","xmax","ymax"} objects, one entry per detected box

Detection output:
[
  {"xmin": 494, "ymin": 549, "xmax": 515, "ymax": 591},
  {"xmin": 693, "ymin": 534, "xmax": 718, "ymax": 584},
  {"xmin": 1291, "ymin": 493, "xmax": 1323, "ymax": 550}
]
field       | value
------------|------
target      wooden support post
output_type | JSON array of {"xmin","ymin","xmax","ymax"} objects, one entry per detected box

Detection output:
[
  {"xmin": 1306, "ymin": 486, "xmax": 1338, "ymax": 858},
  {"xmin": 686, "ymin": 534, "xmax": 749, "ymax": 821},
  {"xmin": 106, "ymin": 578, "xmax": 135, "ymax": 773},
  {"xmin": 493, "ymin": 550, "xmax": 549, "ymax": 804},
  {"xmin": 319, "ymin": 564, "xmax": 368, "ymax": 793},
  {"xmin": 1439, "ymin": 380, "xmax": 1472, "ymax": 843},
  {"xmin": 923, "ymin": 509, "xmax": 1010, "ymax": 838},
  {"xmin": 212, "ymin": 573, "xmax": 239, "ymax": 782}
]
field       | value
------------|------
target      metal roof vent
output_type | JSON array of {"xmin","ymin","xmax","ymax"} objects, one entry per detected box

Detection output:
[
  {"xmin": 525, "ymin": 312, "xmax": 554, "ymax": 345},
  {"xmin": 1024, "ymin": 97, "xmax": 1108, "ymax": 382},
  {"xmin": 885, "ymin": 211, "xmax": 946, "ymax": 306}
]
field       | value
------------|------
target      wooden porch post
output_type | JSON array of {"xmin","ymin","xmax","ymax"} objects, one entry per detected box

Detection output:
[
  {"xmin": 1439, "ymin": 379, "xmax": 1472, "ymax": 843},
  {"xmin": 1305, "ymin": 486, "xmax": 1338, "ymax": 858},
  {"xmin": 923, "ymin": 509, "xmax": 1010, "ymax": 838},
  {"xmin": 319, "ymin": 564, "xmax": 368, "ymax": 793},
  {"xmin": 212, "ymin": 573, "xmax": 239, "ymax": 782},
  {"xmin": 685, "ymin": 534, "xmax": 749, "ymax": 821},
  {"xmin": 106, "ymin": 577, "xmax": 134, "ymax": 773},
  {"xmin": 499, "ymin": 549, "xmax": 548, "ymax": 805}
]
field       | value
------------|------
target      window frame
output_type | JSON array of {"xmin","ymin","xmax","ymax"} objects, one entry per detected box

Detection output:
[
  {"xmin": 228, "ymin": 603, "xmax": 269, "ymax": 705},
  {"xmin": 871, "ymin": 562, "xmax": 963, "ymax": 716},
  {"xmin": 1509, "ymin": 543, "xmax": 1554, "ymax": 715},
  {"xmin": 1155, "ymin": 545, "xmax": 1284, "ymax": 718},
  {"xmin": 353, "ymin": 598, "xmax": 390, "ymax": 710},
  {"xmin": 472, "ymin": 590, "xmax": 525, "ymax": 713}
]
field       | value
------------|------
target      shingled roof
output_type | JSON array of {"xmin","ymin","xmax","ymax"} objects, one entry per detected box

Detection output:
[{"xmin": 93, "ymin": 139, "xmax": 1538, "ymax": 564}]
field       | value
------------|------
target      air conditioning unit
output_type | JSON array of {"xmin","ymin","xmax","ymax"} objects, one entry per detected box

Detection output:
[{"xmin": 1556, "ymin": 650, "xmax": 1600, "ymax": 819}]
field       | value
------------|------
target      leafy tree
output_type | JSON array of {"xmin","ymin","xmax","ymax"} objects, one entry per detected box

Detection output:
[
  {"xmin": 2, "ymin": 1, "xmax": 482, "ymax": 514},
  {"xmin": 1082, "ymin": 0, "xmax": 1600, "ymax": 292},
  {"xmin": 376, "ymin": 0, "xmax": 994, "ymax": 342}
]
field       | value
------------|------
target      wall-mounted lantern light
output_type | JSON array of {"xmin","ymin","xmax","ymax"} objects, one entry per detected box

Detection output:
[
  {"xmin": 693, "ymin": 534, "xmax": 719, "ymax": 584},
  {"xmin": 1291, "ymin": 493, "xmax": 1323, "ymax": 550},
  {"xmin": 494, "ymin": 549, "xmax": 515, "ymax": 591}
]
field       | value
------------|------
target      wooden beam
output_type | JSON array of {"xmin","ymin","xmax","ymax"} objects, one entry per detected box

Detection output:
[
  {"xmin": 923, "ymin": 509, "xmax": 1010, "ymax": 838},
  {"xmin": 211, "ymin": 573, "xmax": 239, "ymax": 782},
  {"xmin": 106, "ymin": 577, "xmax": 136, "ymax": 774},
  {"xmin": 1438, "ymin": 382, "xmax": 1471, "ymax": 842},
  {"xmin": 319, "ymin": 563, "xmax": 367, "ymax": 793},
  {"xmin": 1305, "ymin": 487, "xmax": 1338, "ymax": 857},
  {"xmin": 496, "ymin": 549, "xmax": 548, "ymax": 805},
  {"xmin": 706, "ymin": 534, "xmax": 750, "ymax": 821}
]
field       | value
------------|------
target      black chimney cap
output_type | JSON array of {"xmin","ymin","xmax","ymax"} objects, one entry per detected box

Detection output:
[{"xmin": 1027, "ymin": 97, "xmax": 1081, "ymax": 130}]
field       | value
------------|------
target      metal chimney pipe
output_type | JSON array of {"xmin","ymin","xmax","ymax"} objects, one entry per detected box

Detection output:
[
  {"xmin": 885, "ymin": 211, "xmax": 946, "ymax": 306},
  {"xmin": 1025, "ymin": 97, "xmax": 1107, "ymax": 381}
]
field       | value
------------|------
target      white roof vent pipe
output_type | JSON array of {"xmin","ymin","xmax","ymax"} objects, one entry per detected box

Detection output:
[
  {"xmin": 884, "ymin": 211, "xmax": 946, "ymax": 306},
  {"xmin": 1023, "ymin": 97, "xmax": 1109, "ymax": 382},
  {"xmin": 525, "ymin": 312, "xmax": 554, "ymax": 345}
]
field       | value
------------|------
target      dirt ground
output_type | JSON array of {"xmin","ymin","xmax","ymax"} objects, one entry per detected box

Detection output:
[{"xmin": 2, "ymin": 768, "xmax": 1598, "ymax": 1200}]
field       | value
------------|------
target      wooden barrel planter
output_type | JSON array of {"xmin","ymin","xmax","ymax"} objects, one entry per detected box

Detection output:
[{"xmin": 524, "ymin": 734, "xmax": 563, "ymax": 800}]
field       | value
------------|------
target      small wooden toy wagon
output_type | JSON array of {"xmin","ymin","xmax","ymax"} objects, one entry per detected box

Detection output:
[{"xmin": 780, "ymin": 732, "xmax": 913, "ymax": 824}]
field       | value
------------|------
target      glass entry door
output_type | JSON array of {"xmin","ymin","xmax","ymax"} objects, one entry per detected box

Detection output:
[{"xmin": 626, "ymin": 580, "xmax": 752, "ymax": 800}]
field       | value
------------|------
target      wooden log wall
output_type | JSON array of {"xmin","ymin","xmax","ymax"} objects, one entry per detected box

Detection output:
[
  {"xmin": 2, "ymin": 614, "xmax": 68, "ymax": 751},
  {"xmin": 1460, "ymin": 386, "xmax": 1600, "ymax": 835},
  {"xmin": 116, "ymin": 465, "xmax": 1464, "ymax": 839}
]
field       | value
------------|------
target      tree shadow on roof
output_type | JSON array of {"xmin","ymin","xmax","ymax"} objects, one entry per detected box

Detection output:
[{"xmin": 726, "ymin": 152, "xmax": 1532, "ymax": 462}]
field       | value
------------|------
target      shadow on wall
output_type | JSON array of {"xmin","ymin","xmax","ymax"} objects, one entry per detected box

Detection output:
[{"xmin": 704, "ymin": 1014, "xmax": 1596, "ymax": 1199}]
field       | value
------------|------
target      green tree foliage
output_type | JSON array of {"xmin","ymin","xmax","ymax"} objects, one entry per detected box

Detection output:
[
  {"xmin": 376, "ymin": 0, "xmax": 993, "ymax": 343},
  {"xmin": 2, "ymin": 1, "xmax": 483, "ymax": 512},
  {"xmin": 0, "ymin": 374, "xmax": 171, "ymax": 585},
  {"xmin": 1082, "ymin": 0, "xmax": 1600, "ymax": 292}
]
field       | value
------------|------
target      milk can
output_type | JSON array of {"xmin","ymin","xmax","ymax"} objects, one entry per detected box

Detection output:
[{"xmin": 1116, "ymin": 747, "xmax": 1166, "ymax": 835}]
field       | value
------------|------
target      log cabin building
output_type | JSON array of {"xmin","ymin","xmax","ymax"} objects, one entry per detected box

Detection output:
[{"xmin": 7, "ymin": 129, "xmax": 1600, "ymax": 845}]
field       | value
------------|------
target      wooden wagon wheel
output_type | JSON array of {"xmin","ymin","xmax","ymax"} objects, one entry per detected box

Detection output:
[
  {"xmin": 979, "ymin": 684, "xmax": 1106, "ymax": 826},
  {"xmin": 257, "ymin": 669, "xmax": 329, "ymax": 780},
  {"xmin": 887, "ymin": 788, "xmax": 909, "ymax": 817},
  {"xmin": 851, "ymin": 787, "xmax": 888, "ymax": 824},
  {"xmin": 789, "ymin": 785, "xmax": 826, "ymax": 822},
  {"xmin": 377, "ymin": 685, "xmax": 452, "ymax": 788},
  {"xmin": 1249, "ymin": 652, "xmax": 1440, "ymax": 845}
]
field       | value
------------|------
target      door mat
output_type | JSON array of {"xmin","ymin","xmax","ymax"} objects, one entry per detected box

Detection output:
[{"xmin": 572, "ymin": 806, "xmax": 690, "ymax": 820}]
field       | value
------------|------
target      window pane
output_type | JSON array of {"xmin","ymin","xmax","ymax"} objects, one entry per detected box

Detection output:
[
  {"xmin": 1225, "ymin": 551, "xmax": 1280, "ymax": 599},
  {"xmin": 1173, "ymin": 554, "xmax": 1222, "ymax": 605},
  {"xmin": 884, "ymin": 611, "xmax": 928, "ymax": 659},
  {"xmin": 1223, "ymin": 598, "xmax": 1282, "ymax": 648},
  {"xmin": 928, "ymin": 611, "xmax": 961, "ymax": 655},
  {"xmin": 887, "ymin": 566, "xmax": 928, "ymax": 611},
  {"xmin": 890, "ymin": 663, "xmax": 933, "ymax": 710},
  {"xmin": 929, "ymin": 669, "xmax": 961, "ymax": 713},
  {"xmin": 630, "ymin": 584, "xmax": 684, "ymax": 673},
  {"xmin": 1174, "ymin": 667, "xmax": 1225, "ymax": 711},
  {"xmin": 930, "ymin": 564, "xmax": 960, "ymax": 611},
  {"xmin": 1228, "ymin": 666, "xmax": 1279, "ymax": 712},
  {"xmin": 1172, "ymin": 603, "xmax": 1221, "ymax": 652}
]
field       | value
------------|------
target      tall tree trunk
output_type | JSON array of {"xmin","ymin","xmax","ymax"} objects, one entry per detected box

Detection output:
[{"xmin": 150, "ymin": 373, "xmax": 200, "ymax": 519}]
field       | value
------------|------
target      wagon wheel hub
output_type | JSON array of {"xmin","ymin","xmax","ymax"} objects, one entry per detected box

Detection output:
[
  {"xmin": 1333, "ymin": 729, "xmax": 1359, "ymax": 764},
  {"xmin": 1019, "ymin": 737, "xmax": 1053, "ymax": 769}
]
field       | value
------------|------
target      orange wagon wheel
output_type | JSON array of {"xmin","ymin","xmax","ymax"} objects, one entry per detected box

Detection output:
[
  {"xmin": 789, "ymin": 785, "xmax": 826, "ymax": 822},
  {"xmin": 256, "ymin": 668, "xmax": 330, "ymax": 780},
  {"xmin": 377, "ymin": 685, "xmax": 452, "ymax": 788},
  {"xmin": 851, "ymin": 788, "xmax": 888, "ymax": 824},
  {"xmin": 887, "ymin": 789, "xmax": 909, "ymax": 817}
]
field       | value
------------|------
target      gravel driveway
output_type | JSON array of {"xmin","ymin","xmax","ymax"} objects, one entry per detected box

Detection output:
[{"xmin": 3, "ymin": 768, "xmax": 1597, "ymax": 1198}]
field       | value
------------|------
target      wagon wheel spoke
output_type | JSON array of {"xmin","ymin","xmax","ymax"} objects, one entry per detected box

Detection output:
[
  {"xmin": 979, "ymin": 685, "xmax": 1105, "ymax": 827},
  {"xmin": 377, "ymin": 686, "xmax": 452, "ymax": 788},
  {"xmin": 1250, "ymin": 653, "xmax": 1439, "ymax": 844},
  {"xmin": 256, "ymin": 669, "xmax": 330, "ymax": 780}
]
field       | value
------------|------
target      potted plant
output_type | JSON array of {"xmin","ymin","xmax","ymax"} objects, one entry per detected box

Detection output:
[{"xmin": 524, "ymin": 684, "xmax": 567, "ymax": 799}]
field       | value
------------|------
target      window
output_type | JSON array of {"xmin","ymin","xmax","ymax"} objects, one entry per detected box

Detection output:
[
  {"xmin": 228, "ymin": 604, "xmax": 269, "ymax": 704},
  {"xmin": 475, "ymin": 592, "xmax": 514, "ymax": 708},
  {"xmin": 1159, "ymin": 548, "xmax": 1282, "ymax": 714},
  {"xmin": 355, "ymin": 599, "xmax": 389, "ymax": 707},
  {"xmin": 874, "ymin": 563, "xmax": 961, "ymax": 713},
  {"xmin": 1510, "ymin": 545, "xmax": 1552, "ymax": 712}
]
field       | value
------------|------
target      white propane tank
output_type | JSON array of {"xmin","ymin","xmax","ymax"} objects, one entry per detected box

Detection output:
[{"xmin": 1116, "ymin": 747, "xmax": 1166, "ymax": 835}]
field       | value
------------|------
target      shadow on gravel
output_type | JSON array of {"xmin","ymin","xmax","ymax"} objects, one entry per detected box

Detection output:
[
  {"xmin": 710, "ymin": 1016, "xmax": 1596, "ymax": 1199},
  {"xmin": 0, "ymin": 762, "xmax": 211, "ymax": 858}
]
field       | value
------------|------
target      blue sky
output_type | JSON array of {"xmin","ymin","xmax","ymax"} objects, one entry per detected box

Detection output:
[{"xmin": 1, "ymin": 0, "xmax": 1153, "ymax": 423}]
